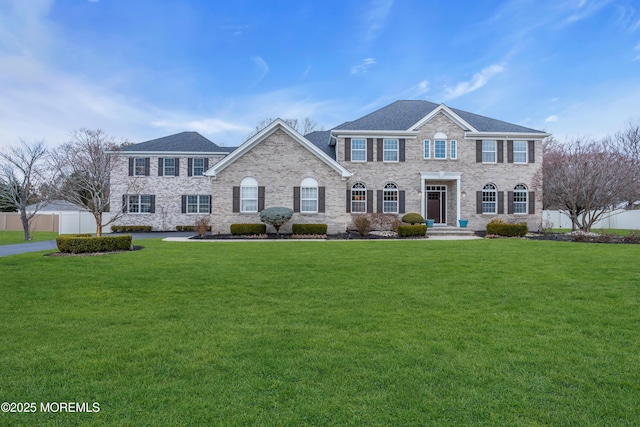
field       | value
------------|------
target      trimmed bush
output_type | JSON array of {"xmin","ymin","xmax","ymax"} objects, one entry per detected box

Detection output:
[
  {"xmin": 397, "ymin": 224, "xmax": 427, "ymax": 238},
  {"xmin": 111, "ymin": 225, "xmax": 152, "ymax": 233},
  {"xmin": 292, "ymin": 224, "xmax": 328, "ymax": 235},
  {"xmin": 260, "ymin": 207, "xmax": 293, "ymax": 236},
  {"xmin": 176, "ymin": 225, "xmax": 195, "ymax": 232},
  {"xmin": 401, "ymin": 212, "xmax": 425, "ymax": 225},
  {"xmin": 230, "ymin": 223, "xmax": 267, "ymax": 235},
  {"xmin": 486, "ymin": 218, "xmax": 528, "ymax": 237},
  {"xmin": 56, "ymin": 235, "xmax": 133, "ymax": 254},
  {"xmin": 352, "ymin": 215, "xmax": 371, "ymax": 236}
]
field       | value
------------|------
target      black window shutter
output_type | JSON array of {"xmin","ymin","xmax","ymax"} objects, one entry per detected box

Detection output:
[
  {"xmin": 318, "ymin": 187, "xmax": 325, "ymax": 213},
  {"xmin": 128, "ymin": 158, "xmax": 134, "ymax": 176},
  {"xmin": 158, "ymin": 158, "xmax": 164, "ymax": 176},
  {"xmin": 367, "ymin": 139, "xmax": 373, "ymax": 162},
  {"xmin": 232, "ymin": 187, "xmax": 240, "ymax": 212},
  {"xmin": 345, "ymin": 138, "xmax": 351, "ymax": 162},
  {"xmin": 529, "ymin": 191, "xmax": 535, "ymax": 214},
  {"xmin": 181, "ymin": 195, "xmax": 187, "ymax": 214},
  {"xmin": 208, "ymin": 195, "xmax": 212, "ymax": 214},
  {"xmin": 367, "ymin": 190, "xmax": 373, "ymax": 213},
  {"xmin": 508, "ymin": 191, "xmax": 514, "ymax": 214},
  {"xmin": 497, "ymin": 141, "xmax": 504, "ymax": 163},
  {"xmin": 528, "ymin": 141, "xmax": 535, "ymax": 163},
  {"xmin": 399, "ymin": 190, "xmax": 405, "ymax": 213},
  {"xmin": 377, "ymin": 139, "xmax": 383, "ymax": 162},
  {"xmin": 122, "ymin": 195, "xmax": 128, "ymax": 213},
  {"xmin": 293, "ymin": 187, "xmax": 300, "ymax": 212},
  {"xmin": 498, "ymin": 191, "xmax": 504, "ymax": 214},
  {"xmin": 476, "ymin": 140, "xmax": 482, "ymax": 163},
  {"xmin": 476, "ymin": 191, "xmax": 483, "ymax": 214},
  {"xmin": 377, "ymin": 190, "xmax": 383, "ymax": 212},
  {"xmin": 150, "ymin": 195, "xmax": 156, "ymax": 213},
  {"xmin": 399, "ymin": 139, "xmax": 405, "ymax": 162},
  {"xmin": 507, "ymin": 141, "xmax": 514, "ymax": 163},
  {"xmin": 175, "ymin": 158, "xmax": 180, "ymax": 176},
  {"xmin": 188, "ymin": 158, "xmax": 193, "ymax": 176},
  {"xmin": 346, "ymin": 189, "xmax": 351, "ymax": 213},
  {"xmin": 258, "ymin": 186, "xmax": 265, "ymax": 211},
  {"xmin": 204, "ymin": 158, "xmax": 209, "ymax": 170},
  {"xmin": 144, "ymin": 158, "xmax": 150, "ymax": 176}
]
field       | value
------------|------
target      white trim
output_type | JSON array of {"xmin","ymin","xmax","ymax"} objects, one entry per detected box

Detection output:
[
  {"xmin": 409, "ymin": 104, "xmax": 477, "ymax": 132},
  {"xmin": 207, "ymin": 119, "xmax": 353, "ymax": 179},
  {"xmin": 331, "ymin": 130, "xmax": 419, "ymax": 139}
]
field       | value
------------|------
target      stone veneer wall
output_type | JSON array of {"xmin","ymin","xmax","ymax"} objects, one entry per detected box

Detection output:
[
  {"xmin": 336, "ymin": 112, "xmax": 543, "ymax": 231},
  {"xmin": 210, "ymin": 129, "xmax": 349, "ymax": 234},
  {"xmin": 109, "ymin": 154, "xmax": 226, "ymax": 231}
]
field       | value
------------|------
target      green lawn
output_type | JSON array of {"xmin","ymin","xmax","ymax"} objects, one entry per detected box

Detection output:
[
  {"xmin": 552, "ymin": 228, "xmax": 638, "ymax": 236},
  {"xmin": 1, "ymin": 239, "xmax": 639, "ymax": 426},
  {"xmin": 0, "ymin": 231, "xmax": 60, "ymax": 245}
]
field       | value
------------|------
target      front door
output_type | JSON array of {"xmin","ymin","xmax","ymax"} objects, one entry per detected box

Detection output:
[{"xmin": 426, "ymin": 186, "xmax": 447, "ymax": 224}]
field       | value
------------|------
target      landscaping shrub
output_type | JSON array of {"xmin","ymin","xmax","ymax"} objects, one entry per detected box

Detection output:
[
  {"xmin": 402, "ymin": 212, "xmax": 425, "ymax": 225},
  {"xmin": 486, "ymin": 218, "xmax": 528, "ymax": 237},
  {"xmin": 111, "ymin": 225, "xmax": 152, "ymax": 233},
  {"xmin": 292, "ymin": 224, "xmax": 328, "ymax": 235},
  {"xmin": 176, "ymin": 225, "xmax": 194, "ymax": 232},
  {"xmin": 370, "ymin": 213, "xmax": 401, "ymax": 231},
  {"xmin": 352, "ymin": 215, "xmax": 371, "ymax": 236},
  {"xmin": 194, "ymin": 217, "xmax": 210, "ymax": 237},
  {"xmin": 56, "ymin": 235, "xmax": 132, "ymax": 254},
  {"xmin": 260, "ymin": 207, "xmax": 293, "ymax": 236},
  {"xmin": 397, "ymin": 224, "xmax": 427, "ymax": 238},
  {"xmin": 230, "ymin": 223, "xmax": 267, "ymax": 235}
]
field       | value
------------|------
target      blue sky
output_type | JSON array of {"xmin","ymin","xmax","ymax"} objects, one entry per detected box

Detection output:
[{"xmin": 1, "ymin": 0, "xmax": 639, "ymax": 148}]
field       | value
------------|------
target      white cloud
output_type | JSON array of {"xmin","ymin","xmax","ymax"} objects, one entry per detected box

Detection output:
[
  {"xmin": 364, "ymin": 0, "xmax": 394, "ymax": 41},
  {"xmin": 545, "ymin": 115, "xmax": 559, "ymax": 122},
  {"xmin": 564, "ymin": 0, "xmax": 613, "ymax": 25},
  {"xmin": 252, "ymin": 56, "xmax": 269, "ymax": 84},
  {"xmin": 442, "ymin": 64, "xmax": 505, "ymax": 100},
  {"xmin": 350, "ymin": 58, "xmax": 377, "ymax": 74}
]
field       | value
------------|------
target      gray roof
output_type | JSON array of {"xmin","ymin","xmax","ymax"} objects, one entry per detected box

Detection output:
[
  {"xmin": 304, "ymin": 130, "xmax": 335, "ymax": 158},
  {"xmin": 27, "ymin": 200, "xmax": 89, "ymax": 212},
  {"xmin": 122, "ymin": 131, "xmax": 234, "ymax": 153},
  {"xmin": 333, "ymin": 100, "xmax": 546, "ymax": 134}
]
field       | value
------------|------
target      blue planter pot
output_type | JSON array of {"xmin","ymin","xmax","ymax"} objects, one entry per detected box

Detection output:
[
  {"xmin": 426, "ymin": 219, "xmax": 435, "ymax": 228},
  {"xmin": 459, "ymin": 219, "xmax": 468, "ymax": 228}
]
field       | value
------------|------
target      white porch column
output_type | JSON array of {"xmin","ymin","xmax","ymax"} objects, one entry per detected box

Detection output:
[
  {"xmin": 420, "ymin": 177, "xmax": 425, "ymax": 219},
  {"xmin": 420, "ymin": 171, "xmax": 463, "ymax": 226},
  {"xmin": 456, "ymin": 175, "xmax": 461, "ymax": 227}
]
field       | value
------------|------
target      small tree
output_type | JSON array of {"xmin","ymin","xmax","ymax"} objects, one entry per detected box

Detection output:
[
  {"xmin": 259, "ymin": 207, "xmax": 293, "ymax": 237},
  {"xmin": 51, "ymin": 129, "xmax": 133, "ymax": 237},
  {"xmin": 0, "ymin": 139, "xmax": 51, "ymax": 240}
]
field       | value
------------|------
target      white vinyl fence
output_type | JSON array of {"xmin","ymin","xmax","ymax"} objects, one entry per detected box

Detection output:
[
  {"xmin": 58, "ymin": 212, "xmax": 113, "ymax": 235},
  {"xmin": 543, "ymin": 209, "xmax": 640, "ymax": 230}
]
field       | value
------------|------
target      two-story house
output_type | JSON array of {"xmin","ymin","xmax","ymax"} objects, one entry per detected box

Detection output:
[{"xmin": 110, "ymin": 100, "xmax": 548, "ymax": 233}]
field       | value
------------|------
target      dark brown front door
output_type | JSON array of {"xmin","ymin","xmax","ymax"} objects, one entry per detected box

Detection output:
[{"xmin": 427, "ymin": 192, "xmax": 441, "ymax": 223}]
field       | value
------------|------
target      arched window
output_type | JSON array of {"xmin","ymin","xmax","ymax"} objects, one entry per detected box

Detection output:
[
  {"xmin": 351, "ymin": 182, "xmax": 367, "ymax": 213},
  {"xmin": 482, "ymin": 183, "xmax": 497, "ymax": 214},
  {"xmin": 513, "ymin": 184, "xmax": 528, "ymax": 214},
  {"xmin": 383, "ymin": 182, "xmax": 398, "ymax": 213},
  {"xmin": 300, "ymin": 178, "xmax": 318, "ymax": 213},
  {"xmin": 240, "ymin": 177, "xmax": 258, "ymax": 212}
]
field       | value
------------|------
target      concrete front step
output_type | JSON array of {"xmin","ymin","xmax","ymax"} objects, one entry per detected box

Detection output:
[{"xmin": 428, "ymin": 227, "xmax": 476, "ymax": 236}]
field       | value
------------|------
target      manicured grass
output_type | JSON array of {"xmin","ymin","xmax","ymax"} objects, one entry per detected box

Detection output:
[
  {"xmin": 552, "ymin": 228, "xmax": 638, "ymax": 236},
  {"xmin": 0, "ymin": 231, "xmax": 60, "ymax": 245},
  {"xmin": 1, "ymin": 239, "xmax": 639, "ymax": 426}
]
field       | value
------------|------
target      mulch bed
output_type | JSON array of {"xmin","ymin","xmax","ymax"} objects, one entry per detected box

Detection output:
[{"xmin": 45, "ymin": 246, "xmax": 145, "ymax": 257}]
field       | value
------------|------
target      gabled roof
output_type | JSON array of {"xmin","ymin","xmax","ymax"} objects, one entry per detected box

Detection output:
[
  {"xmin": 121, "ymin": 131, "xmax": 234, "ymax": 153},
  {"xmin": 333, "ymin": 100, "xmax": 546, "ymax": 134},
  {"xmin": 205, "ymin": 119, "xmax": 352, "ymax": 179},
  {"xmin": 304, "ymin": 130, "xmax": 335, "ymax": 158}
]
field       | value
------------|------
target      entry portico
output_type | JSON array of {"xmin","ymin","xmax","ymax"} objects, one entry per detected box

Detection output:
[{"xmin": 420, "ymin": 171, "xmax": 462, "ymax": 227}]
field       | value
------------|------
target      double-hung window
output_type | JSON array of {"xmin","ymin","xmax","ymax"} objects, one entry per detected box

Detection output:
[
  {"xmin": 351, "ymin": 139, "xmax": 366, "ymax": 162},
  {"xmin": 128, "ymin": 195, "xmax": 153, "ymax": 213},
  {"xmin": 192, "ymin": 158, "xmax": 205, "ymax": 176},
  {"xmin": 187, "ymin": 195, "xmax": 210, "ymax": 214},
  {"xmin": 482, "ymin": 184, "xmax": 497, "ymax": 214},
  {"xmin": 163, "ymin": 158, "xmax": 175, "ymax": 176},
  {"xmin": 383, "ymin": 139, "xmax": 398, "ymax": 162},
  {"xmin": 423, "ymin": 140, "xmax": 431, "ymax": 159},
  {"xmin": 482, "ymin": 140, "xmax": 497, "ymax": 163},
  {"xmin": 383, "ymin": 183, "xmax": 398, "ymax": 213},
  {"xmin": 134, "ymin": 158, "xmax": 147, "ymax": 176},
  {"xmin": 240, "ymin": 177, "xmax": 258, "ymax": 213},
  {"xmin": 450, "ymin": 140, "xmax": 457, "ymax": 159},
  {"xmin": 351, "ymin": 183, "xmax": 367, "ymax": 213},
  {"xmin": 434, "ymin": 140, "xmax": 447, "ymax": 159},
  {"xmin": 300, "ymin": 178, "xmax": 318, "ymax": 213},
  {"xmin": 513, "ymin": 141, "xmax": 528, "ymax": 163},
  {"xmin": 513, "ymin": 184, "xmax": 528, "ymax": 214}
]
